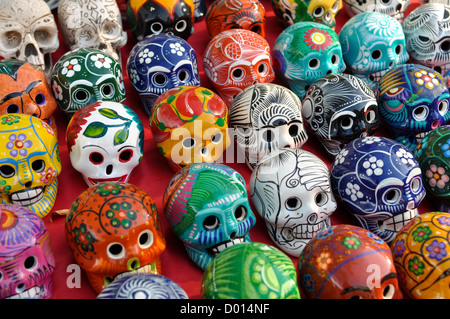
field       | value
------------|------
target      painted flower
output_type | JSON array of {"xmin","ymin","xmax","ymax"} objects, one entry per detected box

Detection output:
[
  {"xmin": 395, "ymin": 148, "xmax": 416, "ymax": 166},
  {"xmin": 40, "ymin": 167, "xmax": 57, "ymax": 184},
  {"xmin": 42, "ymin": 121, "xmax": 55, "ymax": 136},
  {"xmin": 62, "ymin": 58, "xmax": 81, "ymax": 77},
  {"xmin": 138, "ymin": 48, "xmax": 155, "ymax": 64},
  {"xmin": 94, "ymin": 182, "xmax": 125, "ymax": 197},
  {"xmin": 412, "ymin": 226, "xmax": 432, "ymax": 242},
  {"xmin": 408, "ymin": 256, "xmax": 425, "ymax": 275},
  {"xmin": 117, "ymin": 69, "xmax": 125, "ymax": 91},
  {"xmin": 345, "ymin": 182, "xmax": 364, "ymax": 201},
  {"xmin": 366, "ymin": 14, "xmax": 399, "ymax": 37},
  {"xmin": 437, "ymin": 215, "xmax": 450, "ymax": 227},
  {"xmin": 363, "ymin": 155, "xmax": 384, "ymax": 176},
  {"xmin": 91, "ymin": 53, "xmax": 113, "ymax": 69},
  {"xmin": 426, "ymin": 164, "xmax": 449, "ymax": 189},
  {"xmin": 0, "ymin": 180, "xmax": 11, "ymax": 194},
  {"xmin": 6, "ymin": 133, "xmax": 33, "ymax": 157},
  {"xmin": 341, "ymin": 236, "xmax": 362, "ymax": 249},
  {"xmin": 74, "ymin": 222, "xmax": 96, "ymax": 252},
  {"xmin": 392, "ymin": 239, "xmax": 406, "ymax": 258},
  {"xmin": 334, "ymin": 149, "xmax": 348, "ymax": 165},
  {"xmin": 316, "ymin": 251, "xmax": 332, "ymax": 270},
  {"xmin": 1, "ymin": 115, "xmax": 20, "ymax": 125},
  {"xmin": 415, "ymin": 135, "xmax": 429, "ymax": 158},
  {"xmin": 52, "ymin": 81, "xmax": 63, "ymax": 100},
  {"xmin": 362, "ymin": 136, "xmax": 382, "ymax": 144},
  {"xmin": 303, "ymin": 274, "xmax": 315, "ymax": 292},
  {"xmin": 169, "ymin": 42, "xmax": 186, "ymax": 56},
  {"xmin": 426, "ymin": 240, "xmax": 447, "ymax": 261},
  {"xmin": 414, "ymin": 70, "xmax": 440, "ymax": 90},
  {"xmin": 129, "ymin": 68, "xmax": 140, "ymax": 84},
  {"xmin": 441, "ymin": 139, "xmax": 450, "ymax": 158},
  {"xmin": 304, "ymin": 28, "xmax": 333, "ymax": 51},
  {"xmin": 106, "ymin": 201, "xmax": 136, "ymax": 229}
]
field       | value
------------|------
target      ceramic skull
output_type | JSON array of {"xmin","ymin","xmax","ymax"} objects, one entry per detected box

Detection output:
[
  {"xmin": 0, "ymin": 0, "xmax": 59, "ymax": 80},
  {"xmin": 65, "ymin": 182, "xmax": 166, "ymax": 294},
  {"xmin": 330, "ymin": 136, "xmax": 426, "ymax": 243},
  {"xmin": 127, "ymin": 0, "xmax": 195, "ymax": 41},
  {"xmin": 343, "ymin": 0, "xmax": 410, "ymax": 22},
  {"xmin": 203, "ymin": 29, "xmax": 275, "ymax": 107},
  {"xmin": 271, "ymin": 0, "xmax": 343, "ymax": 29},
  {"xmin": 0, "ymin": 60, "xmax": 58, "ymax": 132},
  {"xmin": 0, "ymin": 204, "xmax": 55, "ymax": 299},
  {"xmin": 66, "ymin": 101, "xmax": 144, "ymax": 187},
  {"xmin": 302, "ymin": 73, "xmax": 380, "ymax": 157},
  {"xmin": 249, "ymin": 148, "xmax": 337, "ymax": 257},
  {"xmin": 205, "ymin": 0, "xmax": 267, "ymax": 38},
  {"xmin": 272, "ymin": 21, "xmax": 345, "ymax": 99},
  {"xmin": 229, "ymin": 83, "xmax": 308, "ymax": 170},
  {"xmin": 127, "ymin": 33, "xmax": 200, "ymax": 115},
  {"xmin": 51, "ymin": 48, "xmax": 126, "ymax": 119},
  {"xmin": 339, "ymin": 12, "xmax": 409, "ymax": 89},
  {"xmin": 58, "ymin": 0, "xmax": 127, "ymax": 63},
  {"xmin": 0, "ymin": 114, "xmax": 61, "ymax": 218},
  {"xmin": 402, "ymin": 3, "xmax": 450, "ymax": 84},
  {"xmin": 163, "ymin": 162, "xmax": 256, "ymax": 269},
  {"xmin": 375, "ymin": 64, "xmax": 450, "ymax": 152}
]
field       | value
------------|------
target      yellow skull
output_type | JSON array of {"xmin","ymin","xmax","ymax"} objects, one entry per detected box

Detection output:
[{"xmin": 0, "ymin": 114, "xmax": 61, "ymax": 218}]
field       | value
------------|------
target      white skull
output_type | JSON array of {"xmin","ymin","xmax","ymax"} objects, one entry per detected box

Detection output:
[
  {"xmin": 0, "ymin": 0, "xmax": 59, "ymax": 80},
  {"xmin": 66, "ymin": 101, "xmax": 144, "ymax": 187},
  {"xmin": 250, "ymin": 148, "xmax": 337, "ymax": 257},
  {"xmin": 58, "ymin": 0, "xmax": 127, "ymax": 62},
  {"xmin": 343, "ymin": 0, "xmax": 410, "ymax": 22}
]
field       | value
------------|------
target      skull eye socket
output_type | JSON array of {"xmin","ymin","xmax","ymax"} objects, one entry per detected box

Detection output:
[
  {"xmin": 383, "ymin": 188, "xmax": 401, "ymax": 204},
  {"xmin": 331, "ymin": 54, "xmax": 340, "ymax": 66},
  {"xmin": 89, "ymin": 152, "xmax": 104, "ymax": 165},
  {"xmin": 289, "ymin": 122, "xmax": 303, "ymax": 137},
  {"xmin": 3, "ymin": 31, "xmax": 22, "ymax": 49},
  {"xmin": 439, "ymin": 99, "xmax": 449, "ymax": 116},
  {"xmin": 251, "ymin": 25, "xmax": 261, "ymax": 34},
  {"xmin": 34, "ymin": 93, "xmax": 46, "ymax": 106},
  {"xmin": 24, "ymin": 256, "xmax": 37, "ymax": 271},
  {"xmin": 0, "ymin": 165, "xmax": 15, "ymax": 178},
  {"xmin": 182, "ymin": 138, "xmax": 196, "ymax": 149},
  {"xmin": 285, "ymin": 197, "xmax": 301, "ymax": 210},
  {"xmin": 203, "ymin": 215, "xmax": 220, "ymax": 230},
  {"xmin": 383, "ymin": 284, "xmax": 395, "ymax": 299},
  {"xmin": 101, "ymin": 84, "xmax": 115, "ymax": 98},
  {"xmin": 34, "ymin": 29, "xmax": 53, "ymax": 45},
  {"xmin": 313, "ymin": 6, "xmax": 325, "ymax": 17},
  {"xmin": 371, "ymin": 50, "xmax": 382, "ymax": 60},
  {"xmin": 6, "ymin": 104, "xmax": 20, "ymax": 113},
  {"xmin": 412, "ymin": 105, "xmax": 429, "ymax": 121},
  {"xmin": 340, "ymin": 116, "xmax": 354, "ymax": 130},
  {"xmin": 178, "ymin": 70, "xmax": 190, "ymax": 83},
  {"xmin": 107, "ymin": 242, "xmax": 125, "ymax": 259},
  {"xmin": 315, "ymin": 192, "xmax": 328, "ymax": 206},
  {"xmin": 152, "ymin": 73, "xmax": 168, "ymax": 86},
  {"xmin": 175, "ymin": 20, "xmax": 187, "ymax": 33},
  {"xmin": 308, "ymin": 58, "xmax": 320, "ymax": 69},
  {"xmin": 73, "ymin": 88, "xmax": 90, "ymax": 103},
  {"xmin": 410, "ymin": 177, "xmax": 422, "ymax": 194},
  {"xmin": 262, "ymin": 129, "xmax": 275, "ymax": 142},
  {"xmin": 119, "ymin": 149, "xmax": 133, "ymax": 163},
  {"xmin": 332, "ymin": 0, "xmax": 340, "ymax": 12},
  {"xmin": 366, "ymin": 109, "xmax": 377, "ymax": 123},
  {"xmin": 441, "ymin": 40, "xmax": 450, "ymax": 53},
  {"xmin": 395, "ymin": 44, "xmax": 403, "ymax": 55},
  {"xmin": 32, "ymin": 160, "xmax": 45, "ymax": 173},
  {"xmin": 211, "ymin": 132, "xmax": 223, "ymax": 144},
  {"xmin": 234, "ymin": 205, "xmax": 247, "ymax": 221},
  {"xmin": 231, "ymin": 68, "xmax": 245, "ymax": 81},
  {"xmin": 150, "ymin": 22, "xmax": 164, "ymax": 34},
  {"xmin": 257, "ymin": 62, "xmax": 269, "ymax": 76},
  {"xmin": 138, "ymin": 230, "xmax": 154, "ymax": 249}
]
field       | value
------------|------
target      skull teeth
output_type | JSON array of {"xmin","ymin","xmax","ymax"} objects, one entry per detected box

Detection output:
[
  {"xmin": 381, "ymin": 208, "xmax": 418, "ymax": 232},
  {"xmin": 6, "ymin": 285, "xmax": 45, "ymax": 299},
  {"xmin": 10, "ymin": 187, "xmax": 44, "ymax": 206},
  {"xmin": 105, "ymin": 263, "xmax": 157, "ymax": 286},
  {"xmin": 208, "ymin": 237, "xmax": 245, "ymax": 256},
  {"xmin": 291, "ymin": 220, "xmax": 330, "ymax": 239},
  {"xmin": 415, "ymin": 131, "xmax": 429, "ymax": 144}
]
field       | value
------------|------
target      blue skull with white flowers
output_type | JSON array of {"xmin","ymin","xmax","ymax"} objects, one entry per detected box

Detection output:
[
  {"xmin": 126, "ymin": 33, "xmax": 200, "ymax": 115},
  {"xmin": 272, "ymin": 21, "xmax": 345, "ymax": 99},
  {"xmin": 339, "ymin": 12, "xmax": 409, "ymax": 89},
  {"xmin": 375, "ymin": 64, "xmax": 450, "ymax": 151},
  {"xmin": 330, "ymin": 136, "xmax": 426, "ymax": 243}
]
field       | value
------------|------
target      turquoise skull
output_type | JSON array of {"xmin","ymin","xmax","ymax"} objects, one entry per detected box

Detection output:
[{"xmin": 272, "ymin": 21, "xmax": 345, "ymax": 99}]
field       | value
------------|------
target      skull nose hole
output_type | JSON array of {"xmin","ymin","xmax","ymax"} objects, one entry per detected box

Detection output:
[
  {"xmin": 389, "ymin": 61, "xmax": 395, "ymax": 68},
  {"xmin": 128, "ymin": 258, "xmax": 140, "ymax": 271},
  {"xmin": 98, "ymin": 43, "xmax": 107, "ymax": 50},
  {"xmin": 230, "ymin": 232, "xmax": 236, "ymax": 239},
  {"xmin": 106, "ymin": 165, "xmax": 113, "ymax": 175},
  {"xmin": 25, "ymin": 44, "xmax": 38, "ymax": 57},
  {"xmin": 326, "ymin": 69, "xmax": 332, "ymax": 75},
  {"xmin": 25, "ymin": 181, "xmax": 32, "ymax": 188},
  {"xmin": 16, "ymin": 283, "xmax": 26, "ymax": 293},
  {"xmin": 396, "ymin": 4, "xmax": 402, "ymax": 12},
  {"xmin": 307, "ymin": 213, "xmax": 318, "ymax": 224}
]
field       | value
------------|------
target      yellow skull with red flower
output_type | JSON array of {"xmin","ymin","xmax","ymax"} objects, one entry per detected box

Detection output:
[{"xmin": 0, "ymin": 114, "xmax": 61, "ymax": 218}]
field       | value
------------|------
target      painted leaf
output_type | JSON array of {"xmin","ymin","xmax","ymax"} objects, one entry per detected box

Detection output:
[
  {"xmin": 114, "ymin": 128, "xmax": 129, "ymax": 145},
  {"xmin": 83, "ymin": 122, "xmax": 107, "ymax": 138},
  {"xmin": 99, "ymin": 108, "xmax": 119, "ymax": 119}
]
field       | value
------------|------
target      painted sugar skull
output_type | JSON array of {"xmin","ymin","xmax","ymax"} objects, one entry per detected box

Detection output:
[
  {"xmin": 205, "ymin": 0, "xmax": 266, "ymax": 38},
  {"xmin": 339, "ymin": 12, "xmax": 409, "ymax": 89},
  {"xmin": 51, "ymin": 48, "xmax": 126, "ymax": 119},
  {"xmin": 403, "ymin": 3, "xmax": 450, "ymax": 83},
  {"xmin": 127, "ymin": 0, "xmax": 195, "ymax": 41},
  {"xmin": 249, "ymin": 148, "xmax": 337, "ymax": 257},
  {"xmin": 271, "ymin": 0, "xmax": 343, "ymax": 29},
  {"xmin": 415, "ymin": 125, "xmax": 450, "ymax": 213},
  {"xmin": 0, "ymin": 114, "xmax": 61, "ymax": 218},
  {"xmin": 58, "ymin": 0, "xmax": 127, "ymax": 63},
  {"xmin": 65, "ymin": 182, "xmax": 166, "ymax": 294},
  {"xmin": 272, "ymin": 21, "xmax": 345, "ymax": 99},
  {"xmin": 342, "ymin": 0, "xmax": 410, "ymax": 22},
  {"xmin": 391, "ymin": 212, "xmax": 450, "ymax": 299},
  {"xmin": 298, "ymin": 224, "xmax": 403, "ymax": 299},
  {"xmin": 0, "ymin": 60, "xmax": 58, "ymax": 131},
  {"xmin": 96, "ymin": 273, "xmax": 188, "ymax": 299},
  {"xmin": 150, "ymin": 86, "xmax": 230, "ymax": 171},
  {"xmin": 302, "ymin": 73, "xmax": 380, "ymax": 157},
  {"xmin": 201, "ymin": 242, "xmax": 300, "ymax": 299},
  {"xmin": 229, "ymin": 83, "xmax": 307, "ymax": 170},
  {"xmin": 0, "ymin": 204, "xmax": 55, "ymax": 299},
  {"xmin": 203, "ymin": 29, "xmax": 275, "ymax": 107},
  {"xmin": 66, "ymin": 101, "xmax": 144, "ymax": 187},
  {"xmin": 330, "ymin": 136, "xmax": 426, "ymax": 243},
  {"xmin": 193, "ymin": 0, "xmax": 207, "ymax": 21},
  {"xmin": 163, "ymin": 162, "xmax": 256, "ymax": 269},
  {"xmin": 127, "ymin": 33, "xmax": 200, "ymax": 115},
  {"xmin": 376, "ymin": 64, "xmax": 450, "ymax": 151},
  {"xmin": 0, "ymin": 0, "xmax": 59, "ymax": 80}
]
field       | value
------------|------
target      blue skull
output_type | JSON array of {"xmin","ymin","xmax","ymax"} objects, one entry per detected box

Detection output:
[
  {"xmin": 339, "ymin": 12, "xmax": 409, "ymax": 89},
  {"xmin": 330, "ymin": 136, "xmax": 426, "ymax": 243},
  {"xmin": 126, "ymin": 33, "xmax": 200, "ymax": 115},
  {"xmin": 375, "ymin": 64, "xmax": 450, "ymax": 151}
]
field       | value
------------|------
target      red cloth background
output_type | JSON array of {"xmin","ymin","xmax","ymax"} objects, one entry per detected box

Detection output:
[{"xmin": 43, "ymin": 0, "xmax": 426, "ymax": 299}]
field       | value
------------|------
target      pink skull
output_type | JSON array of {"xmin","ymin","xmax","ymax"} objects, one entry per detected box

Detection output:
[{"xmin": 0, "ymin": 204, "xmax": 55, "ymax": 299}]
